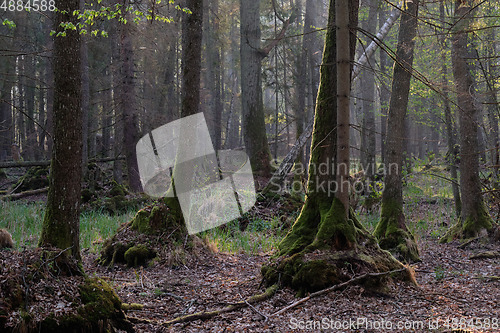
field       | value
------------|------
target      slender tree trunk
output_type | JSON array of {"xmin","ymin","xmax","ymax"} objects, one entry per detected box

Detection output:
[
  {"xmin": 374, "ymin": 0, "xmax": 420, "ymax": 262},
  {"xmin": 81, "ymin": 3, "xmax": 90, "ymax": 176},
  {"xmin": 379, "ymin": 5, "xmax": 390, "ymax": 163},
  {"xmin": 39, "ymin": 0, "xmax": 82, "ymax": 262},
  {"xmin": 119, "ymin": 3, "xmax": 142, "ymax": 192},
  {"xmin": 440, "ymin": 0, "xmax": 461, "ymax": 217},
  {"xmin": 336, "ymin": 0, "xmax": 351, "ymax": 216},
  {"xmin": 441, "ymin": 0, "xmax": 493, "ymax": 242},
  {"xmin": 359, "ymin": 0, "xmax": 377, "ymax": 178},
  {"xmin": 0, "ymin": 32, "xmax": 14, "ymax": 161},
  {"xmin": 240, "ymin": 0, "xmax": 272, "ymax": 176}
]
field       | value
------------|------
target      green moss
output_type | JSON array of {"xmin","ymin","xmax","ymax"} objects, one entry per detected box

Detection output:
[
  {"xmin": 11, "ymin": 166, "xmax": 49, "ymax": 193},
  {"xmin": 308, "ymin": 199, "xmax": 358, "ymax": 251},
  {"xmin": 109, "ymin": 182, "xmax": 127, "ymax": 197},
  {"xmin": 131, "ymin": 208, "xmax": 153, "ymax": 234},
  {"xmin": 440, "ymin": 201, "xmax": 494, "ymax": 243},
  {"xmin": 375, "ymin": 198, "xmax": 420, "ymax": 262},
  {"xmin": 123, "ymin": 244, "xmax": 155, "ymax": 267},
  {"xmin": 278, "ymin": 200, "xmax": 324, "ymax": 256},
  {"xmin": 121, "ymin": 303, "xmax": 144, "ymax": 311},
  {"xmin": 78, "ymin": 277, "xmax": 122, "ymax": 323},
  {"xmin": 291, "ymin": 260, "xmax": 340, "ymax": 296}
]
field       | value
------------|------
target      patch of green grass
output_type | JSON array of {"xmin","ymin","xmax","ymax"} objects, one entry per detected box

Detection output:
[
  {"xmin": 0, "ymin": 201, "xmax": 135, "ymax": 251},
  {"xmin": 201, "ymin": 216, "xmax": 286, "ymax": 255}
]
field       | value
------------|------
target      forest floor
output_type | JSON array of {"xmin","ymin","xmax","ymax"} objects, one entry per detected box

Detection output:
[
  {"xmin": 82, "ymin": 199, "xmax": 499, "ymax": 333},
  {"xmin": 1, "ymin": 166, "xmax": 499, "ymax": 332}
]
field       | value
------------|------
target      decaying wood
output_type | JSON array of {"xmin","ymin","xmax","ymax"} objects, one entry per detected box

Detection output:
[
  {"xmin": 0, "ymin": 156, "xmax": 125, "ymax": 169},
  {"xmin": 261, "ymin": 121, "xmax": 313, "ymax": 194},
  {"xmin": 161, "ymin": 284, "xmax": 278, "ymax": 327},
  {"xmin": 352, "ymin": 4, "xmax": 402, "ymax": 81},
  {"xmin": 0, "ymin": 187, "xmax": 49, "ymax": 201}
]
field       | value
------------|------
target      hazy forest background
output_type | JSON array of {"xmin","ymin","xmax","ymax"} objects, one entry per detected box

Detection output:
[{"xmin": 0, "ymin": 0, "xmax": 499, "ymax": 331}]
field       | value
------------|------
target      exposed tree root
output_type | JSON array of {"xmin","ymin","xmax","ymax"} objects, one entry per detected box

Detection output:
[{"xmin": 161, "ymin": 284, "xmax": 278, "ymax": 327}]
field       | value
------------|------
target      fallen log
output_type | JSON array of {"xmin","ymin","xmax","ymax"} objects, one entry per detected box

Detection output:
[
  {"xmin": 0, "ymin": 187, "xmax": 49, "ymax": 201},
  {"xmin": 261, "ymin": 121, "xmax": 313, "ymax": 194},
  {"xmin": 0, "ymin": 156, "xmax": 125, "ymax": 169}
]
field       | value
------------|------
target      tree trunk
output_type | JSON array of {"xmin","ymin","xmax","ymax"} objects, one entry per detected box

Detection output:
[
  {"xmin": 374, "ymin": 0, "xmax": 420, "ymax": 262},
  {"xmin": 119, "ymin": 3, "xmax": 142, "ymax": 192},
  {"xmin": 38, "ymin": 0, "xmax": 83, "ymax": 262},
  {"xmin": 262, "ymin": 0, "xmax": 407, "ymax": 296},
  {"xmin": 0, "ymin": 30, "xmax": 14, "ymax": 161},
  {"xmin": 359, "ymin": 0, "xmax": 377, "ymax": 178},
  {"xmin": 441, "ymin": 0, "xmax": 493, "ymax": 242},
  {"xmin": 440, "ymin": 0, "xmax": 461, "ymax": 217},
  {"xmin": 240, "ymin": 0, "xmax": 272, "ymax": 176},
  {"xmin": 378, "ymin": 5, "xmax": 391, "ymax": 163},
  {"xmin": 81, "ymin": 3, "xmax": 90, "ymax": 177}
]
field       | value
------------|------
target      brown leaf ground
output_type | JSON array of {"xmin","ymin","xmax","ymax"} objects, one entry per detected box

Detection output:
[{"xmin": 81, "ymin": 200, "xmax": 499, "ymax": 333}]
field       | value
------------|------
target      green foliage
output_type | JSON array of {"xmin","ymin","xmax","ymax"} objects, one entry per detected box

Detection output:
[
  {"xmin": 201, "ymin": 216, "xmax": 285, "ymax": 255},
  {"xmin": 2, "ymin": 19, "xmax": 16, "ymax": 29},
  {"xmin": 0, "ymin": 201, "xmax": 134, "ymax": 251}
]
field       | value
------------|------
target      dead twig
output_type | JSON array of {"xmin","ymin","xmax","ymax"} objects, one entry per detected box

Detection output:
[
  {"xmin": 162, "ymin": 284, "xmax": 278, "ymax": 327},
  {"xmin": 239, "ymin": 292, "xmax": 269, "ymax": 321}
]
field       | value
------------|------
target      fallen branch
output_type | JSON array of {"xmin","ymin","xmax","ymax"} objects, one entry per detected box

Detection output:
[
  {"xmin": 458, "ymin": 237, "xmax": 480, "ymax": 249},
  {"xmin": 0, "ymin": 187, "xmax": 48, "ymax": 201},
  {"xmin": 239, "ymin": 292, "xmax": 269, "ymax": 321},
  {"xmin": 272, "ymin": 268, "xmax": 406, "ymax": 317},
  {"xmin": 469, "ymin": 251, "xmax": 500, "ymax": 260},
  {"xmin": 261, "ymin": 121, "xmax": 314, "ymax": 194},
  {"xmin": 161, "ymin": 284, "xmax": 278, "ymax": 327},
  {"xmin": 0, "ymin": 156, "xmax": 125, "ymax": 169}
]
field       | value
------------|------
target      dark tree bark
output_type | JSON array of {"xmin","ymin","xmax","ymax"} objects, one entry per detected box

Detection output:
[
  {"xmin": 0, "ymin": 30, "xmax": 14, "ymax": 161},
  {"xmin": 38, "ymin": 0, "xmax": 83, "ymax": 262},
  {"xmin": 374, "ymin": 0, "xmax": 420, "ymax": 262},
  {"xmin": 81, "ymin": 0, "xmax": 90, "ymax": 176},
  {"xmin": 182, "ymin": 0, "xmax": 203, "ymax": 118},
  {"xmin": 119, "ymin": 1, "xmax": 142, "ymax": 192},
  {"xmin": 378, "ymin": 5, "xmax": 390, "ymax": 163},
  {"xmin": 441, "ymin": 0, "xmax": 494, "ymax": 242},
  {"xmin": 240, "ymin": 0, "xmax": 272, "ymax": 176},
  {"xmin": 359, "ymin": 0, "xmax": 377, "ymax": 177},
  {"xmin": 439, "ymin": 1, "xmax": 461, "ymax": 217}
]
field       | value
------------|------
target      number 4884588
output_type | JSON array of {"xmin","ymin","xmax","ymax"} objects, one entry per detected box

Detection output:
[{"xmin": 1, "ymin": 0, "xmax": 55, "ymax": 11}]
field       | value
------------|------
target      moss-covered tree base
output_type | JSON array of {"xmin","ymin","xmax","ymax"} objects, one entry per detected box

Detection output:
[
  {"xmin": 99, "ymin": 197, "xmax": 193, "ymax": 268},
  {"xmin": 262, "ymin": 198, "xmax": 413, "ymax": 296},
  {"xmin": 374, "ymin": 217, "xmax": 420, "ymax": 263},
  {"xmin": 374, "ymin": 199, "xmax": 420, "ymax": 263},
  {"xmin": 0, "ymin": 248, "xmax": 133, "ymax": 332},
  {"xmin": 440, "ymin": 203, "xmax": 494, "ymax": 244}
]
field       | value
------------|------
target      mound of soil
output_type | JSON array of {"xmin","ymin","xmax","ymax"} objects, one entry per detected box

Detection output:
[{"xmin": 0, "ymin": 247, "xmax": 133, "ymax": 332}]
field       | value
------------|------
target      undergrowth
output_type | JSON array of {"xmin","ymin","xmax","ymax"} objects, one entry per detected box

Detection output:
[{"xmin": 0, "ymin": 201, "xmax": 135, "ymax": 251}]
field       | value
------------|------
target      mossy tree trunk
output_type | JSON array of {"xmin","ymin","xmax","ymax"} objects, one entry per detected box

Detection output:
[
  {"xmin": 374, "ymin": 0, "xmax": 420, "ymax": 262},
  {"xmin": 38, "ymin": 0, "xmax": 82, "ymax": 262},
  {"xmin": 441, "ymin": 0, "xmax": 494, "ymax": 242},
  {"xmin": 263, "ymin": 0, "xmax": 409, "ymax": 296}
]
